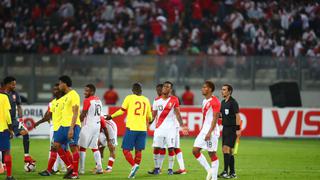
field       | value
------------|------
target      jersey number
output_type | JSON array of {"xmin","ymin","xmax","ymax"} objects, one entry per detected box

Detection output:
[
  {"xmin": 94, "ymin": 104, "xmax": 102, "ymax": 116},
  {"xmin": 134, "ymin": 101, "xmax": 146, "ymax": 115}
]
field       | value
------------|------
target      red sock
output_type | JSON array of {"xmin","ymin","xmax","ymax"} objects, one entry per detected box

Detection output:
[
  {"xmin": 72, "ymin": 151, "xmax": 80, "ymax": 176},
  {"xmin": 168, "ymin": 150, "xmax": 174, "ymax": 156},
  {"xmin": 123, "ymin": 150, "xmax": 135, "ymax": 166},
  {"xmin": 134, "ymin": 151, "xmax": 142, "ymax": 165},
  {"xmin": 47, "ymin": 151, "xmax": 57, "ymax": 172},
  {"xmin": 193, "ymin": 152, "xmax": 201, "ymax": 159},
  {"xmin": 108, "ymin": 157, "xmax": 115, "ymax": 168},
  {"xmin": 92, "ymin": 149, "xmax": 98, "ymax": 152},
  {"xmin": 211, "ymin": 154, "xmax": 218, "ymax": 162},
  {"xmin": 153, "ymin": 149, "xmax": 160, "ymax": 155},
  {"xmin": 174, "ymin": 148, "xmax": 182, "ymax": 154},
  {"xmin": 159, "ymin": 149, "xmax": 166, "ymax": 155},
  {"xmin": 57, "ymin": 149, "xmax": 72, "ymax": 168},
  {"xmin": 65, "ymin": 150, "xmax": 73, "ymax": 164},
  {"xmin": 4, "ymin": 154, "xmax": 12, "ymax": 177}
]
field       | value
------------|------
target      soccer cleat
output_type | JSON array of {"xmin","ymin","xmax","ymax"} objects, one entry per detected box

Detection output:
[
  {"xmin": 173, "ymin": 169, "xmax": 187, "ymax": 175},
  {"xmin": 63, "ymin": 167, "xmax": 74, "ymax": 179},
  {"xmin": 229, "ymin": 173, "xmax": 237, "ymax": 179},
  {"xmin": 128, "ymin": 164, "xmax": 139, "ymax": 178},
  {"xmin": 79, "ymin": 169, "xmax": 85, "ymax": 175},
  {"xmin": 147, "ymin": 168, "xmax": 160, "ymax": 175},
  {"xmin": 51, "ymin": 170, "xmax": 60, "ymax": 175},
  {"xmin": 95, "ymin": 168, "xmax": 103, "ymax": 174},
  {"xmin": 168, "ymin": 169, "xmax": 173, "ymax": 175},
  {"xmin": 105, "ymin": 167, "xmax": 112, "ymax": 173},
  {"xmin": 206, "ymin": 170, "xmax": 213, "ymax": 180},
  {"xmin": 5, "ymin": 176, "xmax": 16, "ymax": 180},
  {"xmin": 38, "ymin": 170, "xmax": 52, "ymax": 176},
  {"xmin": 218, "ymin": 171, "xmax": 230, "ymax": 179}
]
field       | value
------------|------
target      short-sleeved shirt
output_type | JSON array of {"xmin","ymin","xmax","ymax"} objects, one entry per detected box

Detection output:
[
  {"xmin": 201, "ymin": 96, "xmax": 221, "ymax": 135},
  {"xmin": 0, "ymin": 93, "xmax": 12, "ymax": 132},
  {"xmin": 59, "ymin": 90, "xmax": 81, "ymax": 127},
  {"xmin": 152, "ymin": 96, "xmax": 179, "ymax": 130},
  {"xmin": 7, "ymin": 91, "xmax": 21, "ymax": 120},
  {"xmin": 82, "ymin": 96, "xmax": 102, "ymax": 127},
  {"xmin": 220, "ymin": 96, "xmax": 239, "ymax": 126},
  {"xmin": 120, "ymin": 94, "xmax": 152, "ymax": 131},
  {"xmin": 48, "ymin": 98, "xmax": 62, "ymax": 131}
]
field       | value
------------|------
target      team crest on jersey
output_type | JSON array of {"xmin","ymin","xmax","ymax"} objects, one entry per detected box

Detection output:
[{"xmin": 158, "ymin": 105, "xmax": 163, "ymax": 111}]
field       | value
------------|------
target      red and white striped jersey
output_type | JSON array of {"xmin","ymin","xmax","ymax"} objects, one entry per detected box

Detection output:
[
  {"xmin": 152, "ymin": 96, "xmax": 180, "ymax": 130},
  {"xmin": 82, "ymin": 96, "xmax": 102, "ymax": 127},
  {"xmin": 201, "ymin": 96, "xmax": 221, "ymax": 136}
]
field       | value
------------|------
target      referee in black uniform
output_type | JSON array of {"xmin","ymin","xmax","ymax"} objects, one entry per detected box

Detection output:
[{"xmin": 218, "ymin": 84, "xmax": 241, "ymax": 179}]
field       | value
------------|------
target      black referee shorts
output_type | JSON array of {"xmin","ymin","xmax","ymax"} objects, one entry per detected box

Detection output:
[{"xmin": 222, "ymin": 126, "xmax": 237, "ymax": 148}]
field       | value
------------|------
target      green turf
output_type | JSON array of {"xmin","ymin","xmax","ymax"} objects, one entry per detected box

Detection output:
[{"xmin": 3, "ymin": 138, "xmax": 320, "ymax": 180}]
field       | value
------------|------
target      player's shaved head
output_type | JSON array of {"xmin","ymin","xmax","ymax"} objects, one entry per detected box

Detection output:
[{"xmin": 132, "ymin": 83, "xmax": 142, "ymax": 95}]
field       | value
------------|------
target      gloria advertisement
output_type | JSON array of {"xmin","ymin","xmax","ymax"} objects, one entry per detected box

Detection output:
[{"xmin": 21, "ymin": 106, "xmax": 320, "ymax": 138}]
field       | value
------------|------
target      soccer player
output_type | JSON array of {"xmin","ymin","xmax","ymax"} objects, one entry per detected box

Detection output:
[
  {"xmin": 2, "ymin": 76, "xmax": 35, "ymax": 165},
  {"xmin": 98, "ymin": 116, "xmax": 117, "ymax": 173},
  {"xmin": 35, "ymin": 83, "xmax": 67, "ymax": 175},
  {"xmin": 218, "ymin": 84, "xmax": 241, "ymax": 179},
  {"xmin": 43, "ymin": 76, "xmax": 81, "ymax": 179},
  {"xmin": 79, "ymin": 84, "xmax": 103, "ymax": 174},
  {"xmin": 192, "ymin": 81, "xmax": 221, "ymax": 180},
  {"xmin": 105, "ymin": 83, "xmax": 152, "ymax": 179},
  {"xmin": 150, "ymin": 81, "xmax": 188, "ymax": 175},
  {"xmin": 0, "ymin": 92, "xmax": 16, "ymax": 180},
  {"xmin": 150, "ymin": 84, "xmax": 187, "ymax": 174}
]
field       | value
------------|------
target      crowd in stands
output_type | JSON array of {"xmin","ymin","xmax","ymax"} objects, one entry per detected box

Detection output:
[{"xmin": 1, "ymin": 0, "xmax": 320, "ymax": 57}]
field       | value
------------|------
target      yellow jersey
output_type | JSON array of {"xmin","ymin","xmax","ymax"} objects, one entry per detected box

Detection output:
[
  {"xmin": 48, "ymin": 98, "xmax": 62, "ymax": 131},
  {"xmin": 120, "ymin": 94, "xmax": 152, "ymax": 131},
  {"xmin": 59, "ymin": 90, "xmax": 81, "ymax": 127},
  {"xmin": 0, "ymin": 93, "xmax": 12, "ymax": 132}
]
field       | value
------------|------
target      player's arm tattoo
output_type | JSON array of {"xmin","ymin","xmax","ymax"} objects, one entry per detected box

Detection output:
[
  {"xmin": 17, "ymin": 105, "xmax": 23, "ymax": 118},
  {"xmin": 80, "ymin": 110, "xmax": 88, "ymax": 122},
  {"xmin": 71, "ymin": 105, "xmax": 79, "ymax": 128},
  {"xmin": 174, "ymin": 107, "xmax": 184, "ymax": 126}
]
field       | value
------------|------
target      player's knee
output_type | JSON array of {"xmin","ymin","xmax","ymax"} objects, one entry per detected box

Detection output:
[{"xmin": 222, "ymin": 146, "xmax": 230, "ymax": 153}]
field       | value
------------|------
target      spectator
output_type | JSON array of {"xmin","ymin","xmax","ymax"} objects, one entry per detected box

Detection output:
[
  {"xmin": 181, "ymin": 85, "xmax": 194, "ymax": 105},
  {"xmin": 103, "ymin": 85, "xmax": 119, "ymax": 105}
]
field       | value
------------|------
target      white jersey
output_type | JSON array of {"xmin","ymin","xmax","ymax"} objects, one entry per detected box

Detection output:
[
  {"xmin": 200, "ymin": 96, "xmax": 221, "ymax": 136},
  {"xmin": 152, "ymin": 96, "xmax": 180, "ymax": 131},
  {"xmin": 82, "ymin": 96, "xmax": 102, "ymax": 127}
]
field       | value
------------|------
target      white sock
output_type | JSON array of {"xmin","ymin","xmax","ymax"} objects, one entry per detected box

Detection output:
[
  {"xmin": 93, "ymin": 151, "xmax": 102, "ymax": 170},
  {"xmin": 176, "ymin": 152, "xmax": 185, "ymax": 170},
  {"xmin": 211, "ymin": 159, "xmax": 219, "ymax": 180},
  {"xmin": 168, "ymin": 155, "xmax": 175, "ymax": 170},
  {"xmin": 0, "ymin": 151, "xmax": 2, "ymax": 163},
  {"xmin": 153, "ymin": 153, "xmax": 159, "ymax": 168},
  {"xmin": 80, "ymin": 151, "xmax": 86, "ymax": 172},
  {"xmin": 158, "ymin": 154, "xmax": 165, "ymax": 169},
  {"xmin": 197, "ymin": 153, "xmax": 211, "ymax": 171}
]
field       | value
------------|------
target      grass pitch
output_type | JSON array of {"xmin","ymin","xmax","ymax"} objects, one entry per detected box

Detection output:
[{"xmin": 3, "ymin": 138, "xmax": 320, "ymax": 180}]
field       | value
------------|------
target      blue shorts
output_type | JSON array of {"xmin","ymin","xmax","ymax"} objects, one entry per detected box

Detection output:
[
  {"xmin": 122, "ymin": 128, "xmax": 146, "ymax": 151},
  {"xmin": 52, "ymin": 131, "xmax": 68, "ymax": 150},
  {"xmin": 54, "ymin": 125, "xmax": 81, "ymax": 146},
  {"xmin": 12, "ymin": 119, "xmax": 24, "ymax": 136},
  {"xmin": 0, "ymin": 130, "xmax": 10, "ymax": 151}
]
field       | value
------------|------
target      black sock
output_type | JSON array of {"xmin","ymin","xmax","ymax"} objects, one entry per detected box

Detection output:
[
  {"xmin": 23, "ymin": 134, "xmax": 30, "ymax": 154},
  {"xmin": 230, "ymin": 155, "xmax": 235, "ymax": 174},
  {"xmin": 223, "ymin": 153, "xmax": 231, "ymax": 173},
  {"xmin": 1, "ymin": 151, "xmax": 4, "ymax": 163}
]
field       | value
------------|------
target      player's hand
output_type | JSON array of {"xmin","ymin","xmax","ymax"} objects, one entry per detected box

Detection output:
[
  {"xmin": 236, "ymin": 130, "xmax": 241, "ymax": 137},
  {"xmin": 104, "ymin": 115, "xmax": 112, "ymax": 120},
  {"xmin": 68, "ymin": 128, "xmax": 74, "ymax": 140},
  {"xmin": 181, "ymin": 125, "xmax": 189, "ymax": 136}
]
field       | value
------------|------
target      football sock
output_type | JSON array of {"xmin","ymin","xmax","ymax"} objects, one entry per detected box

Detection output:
[
  {"xmin": 158, "ymin": 149, "xmax": 166, "ymax": 169},
  {"xmin": 57, "ymin": 149, "xmax": 72, "ymax": 168},
  {"xmin": 23, "ymin": 134, "xmax": 30, "ymax": 154},
  {"xmin": 168, "ymin": 150, "xmax": 175, "ymax": 170},
  {"xmin": 47, "ymin": 151, "xmax": 57, "ymax": 172},
  {"xmin": 230, "ymin": 155, "xmax": 235, "ymax": 174},
  {"xmin": 211, "ymin": 154, "xmax": 219, "ymax": 180},
  {"xmin": 194, "ymin": 152, "xmax": 210, "ymax": 171},
  {"xmin": 223, "ymin": 153, "xmax": 231, "ymax": 173},
  {"xmin": 4, "ymin": 154, "xmax": 12, "ymax": 177},
  {"xmin": 175, "ymin": 148, "xmax": 185, "ymax": 170},
  {"xmin": 134, "ymin": 151, "xmax": 142, "ymax": 165},
  {"xmin": 79, "ymin": 147, "xmax": 86, "ymax": 172},
  {"xmin": 92, "ymin": 149, "xmax": 102, "ymax": 169},
  {"xmin": 72, "ymin": 151, "xmax": 80, "ymax": 175},
  {"xmin": 107, "ymin": 157, "xmax": 115, "ymax": 169},
  {"xmin": 153, "ymin": 149, "xmax": 160, "ymax": 168},
  {"xmin": 123, "ymin": 150, "xmax": 135, "ymax": 167}
]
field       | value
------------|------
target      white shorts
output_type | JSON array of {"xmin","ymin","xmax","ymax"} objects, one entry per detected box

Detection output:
[
  {"xmin": 152, "ymin": 128, "xmax": 176, "ymax": 148},
  {"xmin": 193, "ymin": 132, "xmax": 219, "ymax": 152},
  {"xmin": 174, "ymin": 127, "xmax": 180, "ymax": 148},
  {"xmin": 79, "ymin": 126, "xmax": 100, "ymax": 149},
  {"xmin": 99, "ymin": 122, "xmax": 118, "ymax": 147}
]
